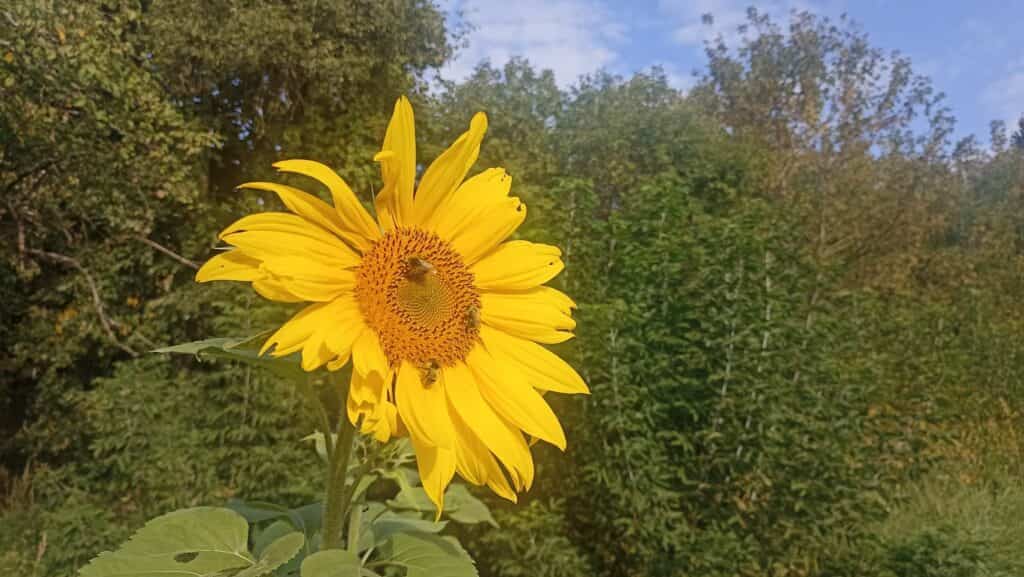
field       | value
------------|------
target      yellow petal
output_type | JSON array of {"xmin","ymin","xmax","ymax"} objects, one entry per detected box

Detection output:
[
  {"xmin": 301, "ymin": 325, "xmax": 334, "ymax": 371},
  {"xmin": 327, "ymin": 353, "xmax": 351, "ymax": 372},
  {"xmin": 395, "ymin": 361, "xmax": 454, "ymax": 450},
  {"xmin": 261, "ymin": 297, "xmax": 361, "ymax": 358},
  {"xmin": 195, "ymin": 250, "xmax": 264, "ymax": 282},
  {"xmin": 427, "ymin": 168, "xmax": 512, "ymax": 238},
  {"xmin": 236, "ymin": 181, "xmax": 372, "ymax": 253},
  {"xmin": 352, "ymin": 330, "xmax": 389, "ymax": 378},
  {"xmin": 467, "ymin": 346, "xmax": 566, "ymax": 450},
  {"xmin": 350, "ymin": 366, "xmax": 386, "ymax": 406},
  {"xmin": 348, "ymin": 369, "xmax": 397, "ymax": 442},
  {"xmin": 261, "ymin": 302, "xmax": 329, "ymax": 357},
  {"xmin": 442, "ymin": 362, "xmax": 535, "ymax": 491},
  {"xmin": 321, "ymin": 297, "xmax": 365, "ymax": 358},
  {"xmin": 452, "ymin": 415, "xmax": 487, "ymax": 486},
  {"xmin": 220, "ymin": 212, "xmax": 348, "ymax": 246},
  {"xmin": 375, "ymin": 97, "xmax": 416, "ymax": 231},
  {"xmin": 450, "ymin": 404, "xmax": 518, "ymax": 502},
  {"xmin": 410, "ymin": 435, "xmax": 456, "ymax": 518},
  {"xmin": 219, "ymin": 213, "xmax": 359, "ymax": 267},
  {"xmin": 377, "ymin": 401, "xmax": 399, "ymax": 442},
  {"xmin": 259, "ymin": 256, "xmax": 355, "ymax": 283},
  {"xmin": 480, "ymin": 325, "xmax": 588, "ymax": 394},
  {"xmin": 471, "ymin": 241, "xmax": 564, "ymax": 291},
  {"xmin": 259, "ymin": 256, "xmax": 356, "ymax": 302},
  {"xmin": 270, "ymin": 161, "xmax": 380, "ymax": 251},
  {"xmin": 412, "ymin": 112, "xmax": 488, "ymax": 225},
  {"xmin": 480, "ymin": 289, "xmax": 575, "ymax": 344},
  {"xmin": 449, "ymin": 196, "xmax": 526, "ymax": 264},
  {"xmin": 483, "ymin": 452, "xmax": 518, "ymax": 502},
  {"xmin": 252, "ymin": 279, "xmax": 304, "ymax": 302}
]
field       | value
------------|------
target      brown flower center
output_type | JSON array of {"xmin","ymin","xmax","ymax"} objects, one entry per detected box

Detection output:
[{"xmin": 355, "ymin": 228, "xmax": 480, "ymax": 369}]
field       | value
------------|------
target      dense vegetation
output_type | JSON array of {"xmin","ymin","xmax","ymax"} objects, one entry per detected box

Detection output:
[{"xmin": 3, "ymin": 2, "xmax": 1024, "ymax": 576}]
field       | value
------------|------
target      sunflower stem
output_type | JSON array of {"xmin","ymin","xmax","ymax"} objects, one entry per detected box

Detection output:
[
  {"xmin": 314, "ymin": 376, "xmax": 335, "ymax": 462},
  {"xmin": 321, "ymin": 404, "xmax": 357, "ymax": 550}
]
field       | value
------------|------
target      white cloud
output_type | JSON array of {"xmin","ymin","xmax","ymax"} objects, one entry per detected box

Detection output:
[{"xmin": 439, "ymin": 0, "xmax": 626, "ymax": 86}]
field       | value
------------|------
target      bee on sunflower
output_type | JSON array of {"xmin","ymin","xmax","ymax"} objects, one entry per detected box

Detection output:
[{"xmin": 196, "ymin": 97, "xmax": 587, "ymax": 514}]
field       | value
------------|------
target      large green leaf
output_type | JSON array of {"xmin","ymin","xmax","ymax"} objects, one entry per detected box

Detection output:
[
  {"xmin": 254, "ymin": 521, "xmax": 299, "ymax": 558},
  {"xmin": 154, "ymin": 333, "xmax": 303, "ymax": 381},
  {"xmin": 370, "ymin": 511, "xmax": 447, "ymax": 548},
  {"xmin": 386, "ymin": 485, "xmax": 435, "ymax": 512},
  {"xmin": 300, "ymin": 550, "xmax": 361, "ymax": 577},
  {"xmin": 228, "ymin": 499, "xmax": 293, "ymax": 524},
  {"xmin": 228, "ymin": 499, "xmax": 323, "ymax": 537},
  {"xmin": 379, "ymin": 532, "xmax": 477, "ymax": 577},
  {"xmin": 78, "ymin": 507, "xmax": 299, "ymax": 577},
  {"xmin": 443, "ymin": 485, "xmax": 497, "ymax": 527},
  {"xmin": 236, "ymin": 532, "xmax": 305, "ymax": 577},
  {"xmin": 387, "ymin": 483, "xmax": 496, "ymax": 527}
]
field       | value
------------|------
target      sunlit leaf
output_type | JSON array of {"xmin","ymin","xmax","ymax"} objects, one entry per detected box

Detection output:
[
  {"xmin": 379, "ymin": 532, "xmax": 477, "ymax": 577},
  {"xmin": 79, "ymin": 507, "xmax": 256, "ymax": 577},
  {"xmin": 386, "ymin": 486, "xmax": 434, "ymax": 512},
  {"xmin": 236, "ymin": 532, "xmax": 305, "ymax": 577},
  {"xmin": 300, "ymin": 549, "xmax": 361, "ymax": 577},
  {"xmin": 443, "ymin": 485, "xmax": 497, "ymax": 527},
  {"xmin": 371, "ymin": 511, "xmax": 447, "ymax": 547},
  {"xmin": 154, "ymin": 333, "xmax": 303, "ymax": 380}
]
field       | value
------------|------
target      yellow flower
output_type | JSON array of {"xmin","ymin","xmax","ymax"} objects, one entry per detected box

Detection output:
[{"xmin": 196, "ymin": 97, "xmax": 588, "ymax": 511}]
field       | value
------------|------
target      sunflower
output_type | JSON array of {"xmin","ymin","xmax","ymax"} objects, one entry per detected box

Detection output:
[{"xmin": 196, "ymin": 97, "xmax": 587, "ymax": 511}]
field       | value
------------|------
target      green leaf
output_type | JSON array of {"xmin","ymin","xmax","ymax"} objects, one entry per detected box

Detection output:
[
  {"xmin": 290, "ymin": 503, "xmax": 325, "ymax": 536},
  {"xmin": 300, "ymin": 550, "xmax": 361, "ymax": 577},
  {"xmin": 303, "ymin": 432, "xmax": 337, "ymax": 463},
  {"xmin": 228, "ymin": 499, "xmax": 292, "ymax": 524},
  {"xmin": 356, "ymin": 502, "xmax": 388, "ymax": 552},
  {"xmin": 254, "ymin": 520, "xmax": 297, "ymax": 557},
  {"xmin": 350, "ymin": 472, "xmax": 378, "ymax": 505},
  {"xmin": 371, "ymin": 511, "xmax": 447, "ymax": 547},
  {"xmin": 387, "ymin": 484, "xmax": 495, "ymax": 527},
  {"xmin": 79, "ymin": 507, "xmax": 255, "ymax": 577},
  {"xmin": 386, "ymin": 486, "xmax": 434, "ymax": 512},
  {"xmin": 236, "ymin": 532, "xmax": 305, "ymax": 577},
  {"xmin": 230, "ymin": 499, "xmax": 323, "ymax": 538},
  {"xmin": 379, "ymin": 532, "xmax": 477, "ymax": 577},
  {"xmin": 154, "ymin": 333, "xmax": 303, "ymax": 381},
  {"xmin": 443, "ymin": 485, "xmax": 497, "ymax": 527}
]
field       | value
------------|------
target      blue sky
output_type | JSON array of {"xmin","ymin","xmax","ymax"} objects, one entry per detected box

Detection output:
[{"xmin": 438, "ymin": 0, "xmax": 1024, "ymax": 146}]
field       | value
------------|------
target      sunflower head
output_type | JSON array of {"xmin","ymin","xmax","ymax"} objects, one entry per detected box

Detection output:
[{"xmin": 197, "ymin": 96, "xmax": 588, "ymax": 512}]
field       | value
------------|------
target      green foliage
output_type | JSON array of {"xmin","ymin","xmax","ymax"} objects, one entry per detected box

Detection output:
[
  {"xmin": 868, "ymin": 470, "xmax": 1024, "ymax": 577},
  {"xmin": 79, "ymin": 507, "xmax": 302, "ymax": 577},
  {"xmin": 300, "ymin": 550, "xmax": 360, "ymax": 577},
  {"xmin": 3, "ymin": 3, "xmax": 1024, "ymax": 577},
  {"xmin": 378, "ymin": 532, "xmax": 476, "ymax": 577},
  {"xmin": 72, "ymin": 345, "xmax": 495, "ymax": 577},
  {"xmin": 477, "ymin": 499, "xmax": 592, "ymax": 577},
  {"xmin": 883, "ymin": 527, "xmax": 988, "ymax": 577}
]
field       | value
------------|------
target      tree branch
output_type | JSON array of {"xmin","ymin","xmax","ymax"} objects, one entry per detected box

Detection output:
[
  {"xmin": 26, "ymin": 248, "xmax": 140, "ymax": 357},
  {"xmin": 4, "ymin": 159, "xmax": 56, "ymax": 195},
  {"xmin": 134, "ymin": 235, "xmax": 200, "ymax": 270}
]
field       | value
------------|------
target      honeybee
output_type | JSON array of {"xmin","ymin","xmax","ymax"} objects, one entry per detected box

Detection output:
[
  {"xmin": 465, "ymin": 305, "xmax": 481, "ymax": 331},
  {"xmin": 422, "ymin": 360, "xmax": 440, "ymax": 387},
  {"xmin": 406, "ymin": 257, "xmax": 435, "ymax": 281}
]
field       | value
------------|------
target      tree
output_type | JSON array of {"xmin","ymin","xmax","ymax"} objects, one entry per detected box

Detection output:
[
  {"xmin": 691, "ymin": 8, "xmax": 955, "ymax": 293},
  {"xmin": 0, "ymin": 2, "xmax": 453, "ymax": 572}
]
